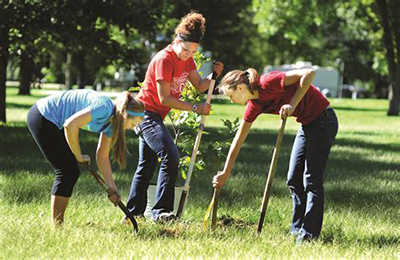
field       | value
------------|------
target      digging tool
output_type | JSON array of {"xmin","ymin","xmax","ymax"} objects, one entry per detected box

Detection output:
[
  {"xmin": 82, "ymin": 162, "xmax": 138, "ymax": 233},
  {"xmin": 211, "ymin": 188, "xmax": 221, "ymax": 229},
  {"xmin": 257, "ymin": 116, "xmax": 287, "ymax": 233},
  {"xmin": 176, "ymin": 72, "xmax": 218, "ymax": 218},
  {"xmin": 203, "ymin": 188, "xmax": 221, "ymax": 230}
]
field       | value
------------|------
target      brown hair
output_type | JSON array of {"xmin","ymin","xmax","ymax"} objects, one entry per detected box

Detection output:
[
  {"xmin": 111, "ymin": 91, "xmax": 144, "ymax": 169},
  {"xmin": 218, "ymin": 68, "xmax": 259, "ymax": 95},
  {"xmin": 174, "ymin": 11, "xmax": 206, "ymax": 42}
]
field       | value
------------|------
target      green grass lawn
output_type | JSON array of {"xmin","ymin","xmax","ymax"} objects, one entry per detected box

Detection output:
[{"xmin": 1, "ymin": 87, "xmax": 399, "ymax": 258}]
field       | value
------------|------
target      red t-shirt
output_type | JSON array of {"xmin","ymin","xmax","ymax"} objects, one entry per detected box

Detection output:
[
  {"xmin": 137, "ymin": 44, "xmax": 197, "ymax": 119},
  {"xmin": 243, "ymin": 71, "xmax": 329, "ymax": 125}
]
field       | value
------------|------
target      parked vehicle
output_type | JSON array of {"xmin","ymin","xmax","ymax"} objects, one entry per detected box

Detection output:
[{"xmin": 264, "ymin": 61, "xmax": 342, "ymax": 98}]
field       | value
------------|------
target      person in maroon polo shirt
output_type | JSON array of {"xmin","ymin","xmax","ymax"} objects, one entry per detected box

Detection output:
[{"xmin": 213, "ymin": 68, "xmax": 338, "ymax": 242}]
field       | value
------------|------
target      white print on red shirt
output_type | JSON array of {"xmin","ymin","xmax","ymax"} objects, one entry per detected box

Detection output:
[{"xmin": 170, "ymin": 72, "xmax": 189, "ymax": 95}]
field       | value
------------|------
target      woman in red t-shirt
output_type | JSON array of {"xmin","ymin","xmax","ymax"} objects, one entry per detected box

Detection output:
[
  {"xmin": 126, "ymin": 12, "xmax": 223, "ymax": 222},
  {"xmin": 213, "ymin": 68, "xmax": 338, "ymax": 242}
]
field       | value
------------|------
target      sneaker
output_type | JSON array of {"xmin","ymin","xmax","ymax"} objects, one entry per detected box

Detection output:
[
  {"xmin": 296, "ymin": 232, "xmax": 314, "ymax": 244},
  {"xmin": 290, "ymin": 229, "xmax": 300, "ymax": 236},
  {"xmin": 152, "ymin": 212, "xmax": 176, "ymax": 223}
]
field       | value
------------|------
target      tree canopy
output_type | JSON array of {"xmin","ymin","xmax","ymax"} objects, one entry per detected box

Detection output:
[{"xmin": 0, "ymin": 0, "xmax": 399, "ymax": 122}]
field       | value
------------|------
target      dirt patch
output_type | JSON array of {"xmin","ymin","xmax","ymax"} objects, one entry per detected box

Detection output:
[
  {"xmin": 217, "ymin": 214, "xmax": 255, "ymax": 229},
  {"xmin": 158, "ymin": 227, "xmax": 181, "ymax": 237}
]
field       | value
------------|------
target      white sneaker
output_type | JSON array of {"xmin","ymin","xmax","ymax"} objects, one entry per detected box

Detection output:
[{"xmin": 153, "ymin": 212, "xmax": 176, "ymax": 223}]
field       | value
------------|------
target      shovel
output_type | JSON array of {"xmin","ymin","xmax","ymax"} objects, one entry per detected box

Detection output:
[
  {"xmin": 257, "ymin": 116, "xmax": 287, "ymax": 233},
  {"xmin": 176, "ymin": 72, "xmax": 218, "ymax": 218},
  {"xmin": 203, "ymin": 187, "xmax": 221, "ymax": 230},
  {"xmin": 82, "ymin": 162, "xmax": 139, "ymax": 233}
]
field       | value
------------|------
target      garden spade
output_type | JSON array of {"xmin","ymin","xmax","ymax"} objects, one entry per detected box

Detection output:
[
  {"xmin": 82, "ymin": 162, "xmax": 138, "ymax": 233},
  {"xmin": 176, "ymin": 72, "xmax": 218, "ymax": 218},
  {"xmin": 203, "ymin": 187, "xmax": 221, "ymax": 230},
  {"xmin": 257, "ymin": 116, "xmax": 287, "ymax": 233}
]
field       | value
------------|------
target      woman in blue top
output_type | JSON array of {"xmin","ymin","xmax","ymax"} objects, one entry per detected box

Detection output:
[{"xmin": 27, "ymin": 89, "xmax": 144, "ymax": 226}]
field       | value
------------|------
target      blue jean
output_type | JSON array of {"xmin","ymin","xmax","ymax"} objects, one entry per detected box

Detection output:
[
  {"xmin": 287, "ymin": 107, "xmax": 338, "ymax": 239},
  {"xmin": 126, "ymin": 111, "xmax": 180, "ymax": 219}
]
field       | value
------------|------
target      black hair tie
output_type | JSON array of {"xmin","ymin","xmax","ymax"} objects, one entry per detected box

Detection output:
[{"xmin": 177, "ymin": 32, "xmax": 202, "ymax": 43}]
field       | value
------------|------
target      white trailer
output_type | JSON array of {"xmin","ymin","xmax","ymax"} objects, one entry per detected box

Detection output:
[{"xmin": 264, "ymin": 61, "xmax": 342, "ymax": 98}]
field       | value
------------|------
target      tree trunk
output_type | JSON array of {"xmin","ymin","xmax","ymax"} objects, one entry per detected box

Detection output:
[
  {"xmin": 375, "ymin": 0, "xmax": 399, "ymax": 115},
  {"xmin": 0, "ymin": 27, "xmax": 9, "ymax": 123},
  {"xmin": 76, "ymin": 52, "xmax": 85, "ymax": 89},
  {"xmin": 387, "ymin": 0, "xmax": 400, "ymax": 115},
  {"xmin": 388, "ymin": 84, "xmax": 399, "ymax": 115},
  {"xmin": 65, "ymin": 52, "xmax": 73, "ymax": 90},
  {"xmin": 18, "ymin": 52, "xmax": 34, "ymax": 95},
  {"xmin": 387, "ymin": 52, "xmax": 400, "ymax": 115},
  {"xmin": 376, "ymin": 0, "xmax": 396, "ymax": 80}
]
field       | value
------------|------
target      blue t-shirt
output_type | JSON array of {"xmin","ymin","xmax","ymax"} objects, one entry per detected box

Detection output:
[{"xmin": 36, "ymin": 89, "xmax": 114, "ymax": 138}]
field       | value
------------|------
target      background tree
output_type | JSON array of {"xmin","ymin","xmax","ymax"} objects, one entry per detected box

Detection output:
[
  {"xmin": 46, "ymin": 0, "xmax": 163, "ymax": 89},
  {"xmin": 155, "ymin": 0, "xmax": 258, "ymax": 72},
  {"xmin": 0, "ymin": 0, "xmax": 164, "ymax": 122},
  {"xmin": 0, "ymin": 0, "xmax": 36, "ymax": 121},
  {"xmin": 2, "ymin": 0, "xmax": 399, "ymax": 123},
  {"xmin": 0, "ymin": 9, "xmax": 8, "ymax": 122},
  {"xmin": 252, "ymin": 0, "xmax": 398, "ymax": 114},
  {"xmin": 13, "ymin": 1, "xmax": 53, "ymax": 95},
  {"xmin": 375, "ymin": 0, "xmax": 400, "ymax": 115}
]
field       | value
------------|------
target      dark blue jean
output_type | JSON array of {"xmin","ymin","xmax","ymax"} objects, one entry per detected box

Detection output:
[
  {"xmin": 286, "ymin": 107, "xmax": 338, "ymax": 240},
  {"xmin": 126, "ymin": 111, "xmax": 180, "ymax": 219}
]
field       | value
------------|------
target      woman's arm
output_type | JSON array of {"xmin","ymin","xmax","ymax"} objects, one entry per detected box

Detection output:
[
  {"xmin": 188, "ymin": 70, "xmax": 212, "ymax": 93},
  {"xmin": 213, "ymin": 119, "xmax": 253, "ymax": 189},
  {"xmin": 96, "ymin": 133, "xmax": 120, "ymax": 205},
  {"xmin": 280, "ymin": 69, "xmax": 316, "ymax": 117},
  {"xmin": 157, "ymin": 80, "xmax": 211, "ymax": 115},
  {"xmin": 63, "ymin": 108, "xmax": 92, "ymax": 163}
]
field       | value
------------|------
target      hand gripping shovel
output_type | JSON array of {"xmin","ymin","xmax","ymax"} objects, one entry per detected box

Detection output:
[
  {"xmin": 257, "ymin": 116, "xmax": 287, "ymax": 233},
  {"xmin": 82, "ymin": 162, "xmax": 138, "ymax": 233},
  {"xmin": 176, "ymin": 72, "xmax": 218, "ymax": 218}
]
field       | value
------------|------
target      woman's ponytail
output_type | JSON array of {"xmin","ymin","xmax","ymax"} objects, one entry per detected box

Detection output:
[
  {"xmin": 246, "ymin": 68, "xmax": 259, "ymax": 93},
  {"xmin": 219, "ymin": 68, "xmax": 259, "ymax": 95},
  {"xmin": 111, "ymin": 91, "xmax": 144, "ymax": 169}
]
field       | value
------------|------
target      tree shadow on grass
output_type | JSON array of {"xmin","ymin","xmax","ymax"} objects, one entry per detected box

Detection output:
[
  {"xmin": 6, "ymin": 102, "xmax": 35, "ymax": 110},
  {"xmin": 1, "ymin": 124, "xmax": 399, "ymax": 224},
  {"xmin": 195, "ymin": 127, "xmax": 400, "ymax": 221},
  {"xmin": 0, "ymin": 125, "xmax": 142, "ymax": 204},
  {"xmin": 333, "ymin": 106, "xmax": 387, "ymax": 112},
  {"xmin": 0, "ymin": 125, "xmax": 141, "ymax": 173},
  {"xmin": 336, "ymin": 135, "xmax": 400, "ymax": 153},
  {"xmin": 321, "ymin": 225, "xmax": 400, "ymax": 247}
]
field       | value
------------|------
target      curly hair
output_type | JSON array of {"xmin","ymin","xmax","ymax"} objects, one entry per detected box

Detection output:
[{"xmin": 174, "ymin": 11, "xmax": 206, "ymax": 42}]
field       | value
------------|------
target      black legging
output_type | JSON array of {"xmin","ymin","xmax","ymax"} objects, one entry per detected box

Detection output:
[{"xmin": 27, "ymin": 104, "xmax": 80, "ymax": 197}]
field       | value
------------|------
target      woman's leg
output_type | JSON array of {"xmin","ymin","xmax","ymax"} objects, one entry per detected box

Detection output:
[
  {"xmin": 152, "ymin": 130, "xmax": 179, "ymax": 219},
  {"xmin": 287, "ymin": 127, "xmax": 307, "ymax": 234},
  {"xmin": 299, "ymin": 108, "xmax": 338, "ymax": 240},
  {"xmin": 147, "ymin": 123, "xmax": 179, "ymax": 219},
  {"xmin": 27, "ymin": 104, "xmax": 80, "ymax": 226},
  {"xmin": 127, "ymin": 135, "xmax": 158, "ymax": 215},
  {"xmin": 127, "ymin": 112, "xmax": 179, "ymax": 219},
  {"xmin": 130, "ymin": 113, "xmax": 179, "ymax": 220},
  {"xmin": 51, "ymin": 195, "xmax": 69, "ymax": 225}
]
